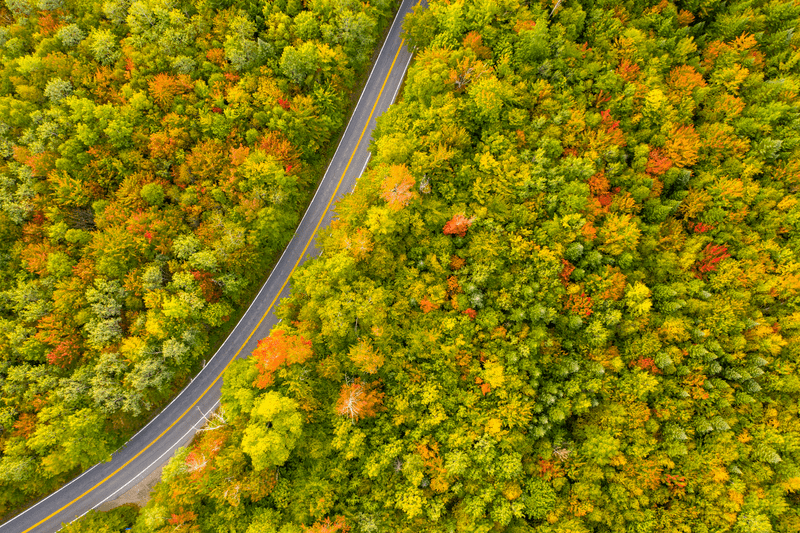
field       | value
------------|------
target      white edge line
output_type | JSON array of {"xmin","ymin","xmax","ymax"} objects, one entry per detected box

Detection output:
[
  {"xmin": 0, "ymin": 0, "xmax": 416, "ymax": 529},
  {"xmin": 351, "ymin": 154, "xmax": 373, "ymax": 193},
  {"xmin": 289, "ymin": 0, "xmax": 412, "ymax": 232},
  {"xmin": 95, "ymin": 401, "xmax": 221, "ymax": 511},
  {"xmin": 65, "ymin": 401, "xmax": 221, "ymax": 530},
  {"xmin": 0, "ymin": 464, "xmax": 99, "ymax": 528}
]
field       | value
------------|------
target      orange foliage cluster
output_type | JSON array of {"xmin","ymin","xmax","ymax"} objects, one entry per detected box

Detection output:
[
  {"xmin": 449, "ymin": 255, "xmax": 466, "ymax": 270},
  {"xmin": 229, "ymin": 145, "xmax": 250, "ymax": 166},
  {"xmin": 252, "ymin": 330, "xmax": 313, "ymax": 389},
  {"xmin": 683, "ymin": 373, "xmax": 710, "ymax": 400},
  {"xmin": 348, "ymin": 340, "xmax": 384, "ymax": 374},
  {"xmin": 474, "ymin": 376, "xmax": 491, "ymax": 396},
  {"xmin": 559, "ymin": 259, "xmax": 575, "ymax": 285},
  {"xmin": 21, "ymin": 242, "xmax": 56, "ymax": 277},
  {"xmin": 447, "ymin": 276, "xmax": 461, "ymax": 295},
  {"xmin": 12, "ymin": 413, "xmax": 37, "ymax": 439},
  {"xmin": 349, "ymin": 228, "xmax": 374, "ymax": 261},
  {"xmin": 462, "ymin": 31, "xmax": 491, "ymax": 59},
  {"xmin": 585, "ymin": 171, "xmax": 623, "ymax": 217},
  {"xmin": 666, "ymin": 65, "xmax": 707, "ymax": 93},
  {"xmin": 646, "ymin": 148, "xmax": 673, "ymax": 176},
  {"xmin": 581, "ymin": 220, "xmax": 597, "ymax": 241},
  {"xmin": 630, "ymin": 357, "xmax": 661, "ymax": 374},
  {"xmin": 677, "ymin": 9, "xmax": 695, "ymax": 25},
  {"xmin": 537, "ymin": 458, "xmax": 565, "ymax": 481},
  {"xmin": 185, "ymin": 431, "xmax": 226, "ymax": 480},
  {"xmin": 45, "ymin": 338, "xmax": 81, "ymax": 368},
  {"xmin": 513, "ymin": 19, "xmax": 536, "ymax": 33},
  {"xmin": 258, "ymin": 131, "xmax": 300, "ymax": 168},
  {"xmin": 36, "ymin": 10, "xmax": 63, "ymax": 35},
  {"xmin": 420, "ymin": 296, "xmax": 439, "ymax": 313},
  {"xmin": 588, "ymin": 171, "xmax": 610, "ymax": 196},
  {"xmin": 335, "ymin": 379, "xmax": 384, "ymax": 422},
  {"xmin": 13, "ymin": 146, "xmax": 56, "ymax": 177},
  {"xmin": 417, "ymin": 441, "xmax": 449, "ymax": 492},
  {"xmin": 565, "ymin": 292, "xmax": 593, "ymax": 317},
  {"xmin": 148, "ymin": 73, "xmax": 193, "ymax": 110},
  {"xmin": 616, "ymin": 59, "xmax": 640, "ymax": 83},
  {"xmin": 599, "ymin": 268, "xmax": 627, "ymax": 301},
  {"xmin": 463, "ymin": 308, "xmax": 477, "ymax": 319},
  {"xmin": 664, "ymin": 125, "xmax": 700, "ymax": 168},
  {"xmin": 168, "ymin": 510, "xmax": 198, "ymax": 527},
  {"xmin": 380, "ymin": 165, "xmax": 417, "ymax": 210},
  {"xmin": 205, "ymin": 48, "xmax": 226, "ymax": 67},
  {"xmin": 443, "ymin": 214, "xmax": 474, "ymax": 237}
]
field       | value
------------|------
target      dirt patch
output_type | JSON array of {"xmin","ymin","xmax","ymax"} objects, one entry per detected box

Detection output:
[{"xmin": 96, "ymin": 463, "xmax": 164, "ymax": 512}]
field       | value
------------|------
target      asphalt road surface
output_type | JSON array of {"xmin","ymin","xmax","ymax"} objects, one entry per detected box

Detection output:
[{"xmin": 1, "ymin": 1, "xmax": 418, "ymax": 531}]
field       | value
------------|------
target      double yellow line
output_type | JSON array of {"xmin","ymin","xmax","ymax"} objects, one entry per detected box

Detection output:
[{"xmin": 21, "ymin": 32, "xmax": 409, "ymax": 533}]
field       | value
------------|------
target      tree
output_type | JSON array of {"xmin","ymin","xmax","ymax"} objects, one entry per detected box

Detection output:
[
  {"xmin": 88, "ymin": 28, "xmax": 121, "ymax": 65},
  {"xmin": 442, "ymin": 214, "xmax": 474, "ymax": 237},
  {"xmin": 29, "ymin": 406, "xmax": 113, "ymax": 477},
  {"xmin": 241, "ymin": 391, "xmax": 303, "ymax": 470},
  {"xmin": 348, "ymin": 339, "xmax": 384, "ymax": 374},
  {"xmin": 252, "ymin": 329, "xmax": 313, "ymax": 389},
  {"xmin": 280, "ymin": 42, "xmax": 319, "ymax": 87},
  {"xmin": 335, "ymin": 379, "xmax": 383, "ymax": 422}
]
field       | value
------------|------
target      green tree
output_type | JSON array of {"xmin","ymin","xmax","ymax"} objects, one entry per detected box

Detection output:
[{"xmin": 241, "ymin": 391, "xmax": 303, "ymax": 470}]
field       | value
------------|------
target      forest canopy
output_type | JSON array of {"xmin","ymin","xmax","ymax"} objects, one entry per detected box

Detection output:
[
  {"xmin": 37, "ymin": 0, "xmax": 800, "ymax": 531},
  {"xmin": 0, "ymin": 0, "xmax": 398, "ymax": 513}
]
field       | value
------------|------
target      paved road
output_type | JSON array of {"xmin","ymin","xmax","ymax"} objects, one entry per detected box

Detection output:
[{"xmin": 1, "ymin": 1, "xmax": 417, "ymax": 531}]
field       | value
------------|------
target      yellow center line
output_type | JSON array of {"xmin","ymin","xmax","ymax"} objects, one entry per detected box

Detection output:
[{"xmin": 22, "ymin": 36, "xmax": 408, "ymax": 533}]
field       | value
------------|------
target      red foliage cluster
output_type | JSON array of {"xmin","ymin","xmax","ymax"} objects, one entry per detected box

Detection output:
[
  {"xmin": 631, "ymin": 357, "xmax": 662, "ymax": 374},
  {"xmin": 697, "ymin": 243, "xmax": 731, "ymax": 276},
  {"xmin": 192, "ymin": 271, "xmax": 222, "ymax": 303},
  {"xmin": 463, "ymin": 308, "xmax": 477, "ymax": 319},
  {"xmin": 304, "ymin": 516, "xmax": 350, "ymax": 533},
  {"xmin": 600, "ymin": 109, "xmax": 619, "ymax": 131},
  {"xmin": 665, "ymin": 474, "xmax": 687, "ymax": 493},
  {"xmin": 46, "ymin": 339, "xmax": 81, "ymax": 368},
  {"xmin": 278, "ymin": 98, "xmax": 291, "ymax": 110},
  {"xmin": 693, "ymin": 222, "xmax": 714, "ymax": 233}
]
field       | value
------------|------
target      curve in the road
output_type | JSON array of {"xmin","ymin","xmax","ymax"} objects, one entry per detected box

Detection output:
[{"xmin": 2, "ymin": 1, "xmax": 418, "ymax": 531}]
